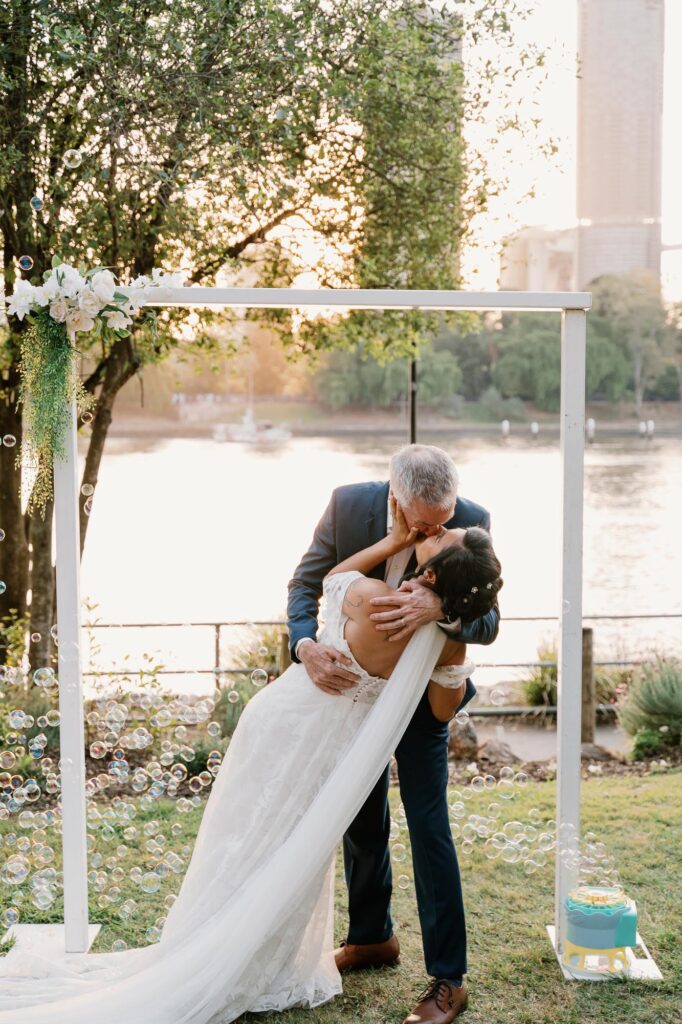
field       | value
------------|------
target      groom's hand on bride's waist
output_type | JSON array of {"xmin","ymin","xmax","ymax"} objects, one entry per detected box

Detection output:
[
  {"xmin": 368, "ymin": 580, "xmax": 443, "ymax": 643},
  {"xmin": 299, "ymin": 642, "xmax": 361, "ymax": 696}
]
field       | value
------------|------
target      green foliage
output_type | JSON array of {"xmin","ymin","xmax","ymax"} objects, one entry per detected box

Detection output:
[
  {"xmin": 433, "ymin": 324, "xmax": 493, "ymax": 400},
  {"xmin": 312, "ymin": 343, "xmax": 462, "ymax": 410},
  {"xmin": 589, "ymin": 273, "xmax": 671, "ymax": 412},
  {"xmin": 617, "ymin": 657, "xmax": 682, "ymax": 746},
  {"xmin": 0, "ymin": 608, "xmax": 29, "ymax": 666},
  {"xmin": 17, "ymin": 310, "xmax": 94, "ymax": 514},
  {"xmin": 477, "ymin": 385, "xmax": 526, "ymax": 422},
  {"xmin": 522, "ymin": 640, "xmax": 630, "ymax": 710},
  {"xmin": 522, "ymin": 641, "xmax": 558, "ymax": 707},
  {"xmin": 493, "ymin": 315, "xmax": 562, "ymax": 412},
  {"xmin": 630, "ymin": 727, "xmax": 666, "ymax": 761}
]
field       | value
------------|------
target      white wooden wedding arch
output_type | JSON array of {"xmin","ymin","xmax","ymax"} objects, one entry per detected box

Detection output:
[{"xmin": 52, "ymin": 287, "xmax": 590, "ymax": 972}]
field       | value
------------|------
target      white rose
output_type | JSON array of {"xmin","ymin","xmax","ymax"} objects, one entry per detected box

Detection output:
[
  {"xmin": 90, "ymin": 269, "xmax": 117, "ymax": 304},
  {"xmin": 49, "ymin": 297, "xmax": 69, "ymax": 323},
  {"xmin": 5, "ymin": 280, "xmax": 37, "ymax": 320},
  {"xmin": 31, "ymin": 285, "xmax": 49, "ymax": 308},
  {"xmin": 57, "ymin": 264, "xmax": 86, "ymax": 299},
  {"xmin": 42, "ymin": 274, "xmax": 61, "ymax": 300},
  {"xmin": 79, "ymin": 288, "xmax": 104, "ymax": 316},
  {"xmin": 65, "ymin": 308, "xmax": 95, "ymax": 339},
  {"xmin": 103, "ymin": 310, "xmax": 132, "ymax": 331}
]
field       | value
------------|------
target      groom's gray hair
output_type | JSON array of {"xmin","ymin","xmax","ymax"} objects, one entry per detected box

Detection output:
[{"xmin": 389, "ymin": 444, "xmax": 458, "ymax": 510}]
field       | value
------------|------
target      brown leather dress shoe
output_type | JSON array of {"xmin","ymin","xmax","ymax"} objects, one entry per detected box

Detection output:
[
  {"xmin": 333, "ymin": 935, "xmax": 400, "ymax": 972},
  {"xmin": 401, "ymin": 978, "xmax": 468, "ymax": 1023}
]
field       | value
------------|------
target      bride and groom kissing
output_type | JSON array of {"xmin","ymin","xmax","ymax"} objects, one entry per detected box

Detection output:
[{"xmin": 0, "ymin": 443, "xmax": 502, "ymax": 1024}]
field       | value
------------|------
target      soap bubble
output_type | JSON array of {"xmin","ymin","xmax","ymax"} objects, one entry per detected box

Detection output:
[
  {"xmin": 18, "ymin": 255, "xmax": 34, "ymax": 271},
  {"xmin": 30, "ymin": 632, "xmax": 41, "ymax": 642},
  {"xmin": 397, "ymin": 874, "xmax": 411, "ymax": 890},
  {"xmin": 0, "ymin": 581, "xmax": 6, "ymax": 595},
  {"xmin": 490, "ymin": 687, "xmax": 507, "ymax": 706},
  {"xmin": 250, "ymin": 669, "xmax": 268, "ymax": 687},
  {"xmin": 81, "ymin": 411, "xmax": 94, "ymax": 424},
  {"xmin": 140, "ymin": 872, "xmax": 161, "ymax": 894},
  {"xmin": 257, "ymin": 645, "xmax": 268, "ymax": 657},
  {"xmin": 227, "ymin": 690, "xmax": 240, "ymax": 704},
  {"xmin": 454, "ymin": 709, "xmax": 469, "ymax": 724},
  {"xmin": 0, "ymin": 529, "xmax": 5, "ymax": 541},
  {"xmin": 514, "ymin": 771, "xmax": 529, "ymax": 788},
  {"xmin": 2, "ymin": 434, "xmax": 17, "ymax": 447},
  {"xmin": 470, "ymin": 775, "xmax": 485, "ymax": 793},
  {"xmin": 499, "ymin": 766, "xmax": 514, "ymax": 780},
  {"xmin": 391, "ymin": 842, "xmax": 407, "ymax": 862},
  {"xmin": 33, "ymin": 667, "xmax": 54, "ymax": 687},
  {"xmin": 30, "ymin": 196, "xmax": 43, "ymax": 211},
  {"xmin": 63, "ymin": 149, "xmax": 82, "ymax": 169},
  {"xmin": 81, "ymin": 483, "xmax": 94, "ymax": 497},
  {"xmin": 83, "ymin": 497, "xmax": 93, "ymax": 516}
]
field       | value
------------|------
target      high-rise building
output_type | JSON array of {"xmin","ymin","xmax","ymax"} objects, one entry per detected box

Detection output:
[{"xmin": 576, "ymin": 0, "xmax": 664, "ymax": 288}]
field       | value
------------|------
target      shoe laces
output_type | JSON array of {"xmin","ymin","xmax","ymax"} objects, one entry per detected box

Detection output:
[{"xmin": 416, "ymin": 978, "xmax": 460, "ymax": 1012}]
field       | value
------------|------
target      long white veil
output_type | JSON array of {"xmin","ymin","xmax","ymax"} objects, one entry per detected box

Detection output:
[{"xmin": 0, "ymin": 621, "xmax": 446, "ymax": 1024}]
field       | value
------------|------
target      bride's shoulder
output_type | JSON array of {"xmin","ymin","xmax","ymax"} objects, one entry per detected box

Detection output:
[{"xmin": 339, "ymin": 575, "xmax": 391, "ymax": 620}]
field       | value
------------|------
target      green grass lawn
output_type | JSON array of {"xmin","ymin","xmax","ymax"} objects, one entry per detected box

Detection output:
[{"xmin": 2, "ymin": 772, "xmax": 680, "ymax": 1023}]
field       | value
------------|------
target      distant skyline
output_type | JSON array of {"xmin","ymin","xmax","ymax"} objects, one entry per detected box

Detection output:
[{"xmin": 460, "ymin": 0, "xmax": 682, "ymax": 300}]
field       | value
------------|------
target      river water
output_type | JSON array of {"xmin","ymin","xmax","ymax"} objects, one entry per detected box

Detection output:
[{"xmin": 77, "ymin": 432, "xmax": 681, "ymax": 694}]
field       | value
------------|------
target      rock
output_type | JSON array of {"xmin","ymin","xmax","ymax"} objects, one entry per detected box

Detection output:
[
  {"xmin": 448, "ymin": 719, "xmax": 478, "ymax": 760},
  {"xmin": 580, "ymin": 742, "xmax": 615, "ymax": 762},
  {"xmin": 477, "ymin": 739, "xmax": 517, "ymax": 765}
]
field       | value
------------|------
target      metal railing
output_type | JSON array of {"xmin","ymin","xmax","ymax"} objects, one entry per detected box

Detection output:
[{"xmin": 82, "ymin": 612, "xmax": 682, "ymax": 687}]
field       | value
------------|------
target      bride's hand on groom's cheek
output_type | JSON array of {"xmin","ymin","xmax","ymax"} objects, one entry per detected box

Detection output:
[{"xmin": 369, "ymin": 581, "xmax": 443, "ymax": 643}]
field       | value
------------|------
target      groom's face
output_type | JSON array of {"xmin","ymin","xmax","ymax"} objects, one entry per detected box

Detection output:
[{"xmin": 400, "ymin": 496, "xmax": 455, "ymax": 539}]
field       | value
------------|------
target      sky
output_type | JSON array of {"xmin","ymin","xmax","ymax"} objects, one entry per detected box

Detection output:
[{"xmin": 459, "ymin": 0, "xmax": 682, "ymax": 300}]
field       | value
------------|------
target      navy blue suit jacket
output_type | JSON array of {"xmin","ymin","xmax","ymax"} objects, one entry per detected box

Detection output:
[{"xmin": 286, "ymin": 481, "xmax": 500, "ymax": 712}]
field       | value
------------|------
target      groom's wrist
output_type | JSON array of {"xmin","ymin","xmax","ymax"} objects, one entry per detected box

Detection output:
[{"xmin": 295, "ymin": 638, "xmax": 316, "ymax": 660}]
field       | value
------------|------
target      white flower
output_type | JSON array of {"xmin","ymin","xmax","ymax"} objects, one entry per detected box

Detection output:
[
  {"xmin": 90, "ymin": 269, "xmax": 117, "ymax": 304},
  {"xmin": 31, "ymin": 285, "xmax": 50, "ymax": 308},
  {"xmin": 78, "ymin": 287, "xmax": 105, "ymax": 316},
  {"xmin": 65, "ymin": 308, "xmax": 95, "ymax": 339},
  {"xmin": 42, "ymin": 273, "xmax": 62, "ymax": 301},
  {"xmin": 56, "ymin": 264, "xmax": 86, "ymax": 299},
  {"xmin": 5, "ymin": 280, "xmax": 37, "ymax": 320},
  {"xmin": 150, "ymin": 268, "xmax": 187, "ymax": 287},
  {"xmin": 49, "ymin": 297, "xmax": 69, "ymax": 323},
  {"xmin": 103, "ymin": 309, "xmax": 132, "ymax": 331},
  {"xmin": 129, "ymin": 274, "xmax": 150, "ymax": 289}
]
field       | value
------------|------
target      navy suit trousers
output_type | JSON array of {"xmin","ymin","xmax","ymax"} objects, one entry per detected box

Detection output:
[{"xmin": 342, "ymin": 685, "xmax": 467, "ymax": 980}]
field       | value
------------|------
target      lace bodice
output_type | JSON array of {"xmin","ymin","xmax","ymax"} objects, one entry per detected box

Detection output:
[{"xmin": 318, "ymin": 570, "xmax": 389, "ymax": 705}]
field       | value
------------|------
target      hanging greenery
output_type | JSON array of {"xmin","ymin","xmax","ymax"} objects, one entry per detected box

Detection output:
[
  {"xmin": 5, "ymin": 259, "xmax": 183, "ymax": 515},
  {"xmin": 17, "ymin": 309, "xmax": 94, "ymax": 515}
]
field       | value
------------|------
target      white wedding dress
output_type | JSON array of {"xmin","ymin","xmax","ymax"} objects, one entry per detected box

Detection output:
[{"xmin": 0, "ymin": 571, "xmax": 472, "ymax": 1024}]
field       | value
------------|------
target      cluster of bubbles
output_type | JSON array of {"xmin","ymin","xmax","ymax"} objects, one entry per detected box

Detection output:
[
  {"xmin": 388, "ymin": 764, "xmax": 620, "ymax": 891},
  {"xmin": 13, "ymin": 148, "xmax": 82, "ymax": 276},
  {"xmin": 0, "ymin": 635, "xmax": 280, "ymax": 945}
]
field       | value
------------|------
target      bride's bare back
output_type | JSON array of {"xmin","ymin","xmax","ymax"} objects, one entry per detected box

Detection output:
[{"xmin": 341, "ymin": 576, "xmax": 464, "ymax": 679}]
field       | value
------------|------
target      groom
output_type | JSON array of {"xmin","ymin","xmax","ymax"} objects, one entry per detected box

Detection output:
[{"xmin": 287, "ymin": 444, "xmax": 499, "ymax": 1024}]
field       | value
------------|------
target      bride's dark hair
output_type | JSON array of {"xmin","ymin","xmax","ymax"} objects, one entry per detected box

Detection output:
[{"xmin": 400, "ymin": 526, "xmax": 503, "ymax": 623}]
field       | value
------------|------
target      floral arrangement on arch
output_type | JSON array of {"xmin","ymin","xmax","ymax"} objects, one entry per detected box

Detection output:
[{"xmin": 4, "ymin": 259, "xmax": 186, "ymax": 514}]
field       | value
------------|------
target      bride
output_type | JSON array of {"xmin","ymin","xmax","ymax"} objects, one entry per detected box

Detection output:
[{"xmin": 0, "ymin": 505, "xmax": 502, "ymax": 1024}]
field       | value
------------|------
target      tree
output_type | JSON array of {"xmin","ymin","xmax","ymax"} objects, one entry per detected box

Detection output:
[
  {"xmin": 588, "ymin": 273, "xmax": 669, "ymax": 416},
  {"xmin": 312, "ymin": 343, "xmax": 461, "ymax": 409},
  {"xmin": 0, "ymin": 0, "xmax": 549, "ymax": 666}
]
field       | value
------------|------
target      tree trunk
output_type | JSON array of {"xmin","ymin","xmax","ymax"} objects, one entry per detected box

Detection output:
[
  {"xmin": 28, "ymin": 485, "xmax": 56, "ymax": 673},
  {"xmin": 0, "ymin": 358, "xmax": 29, "ymax": 654}
]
